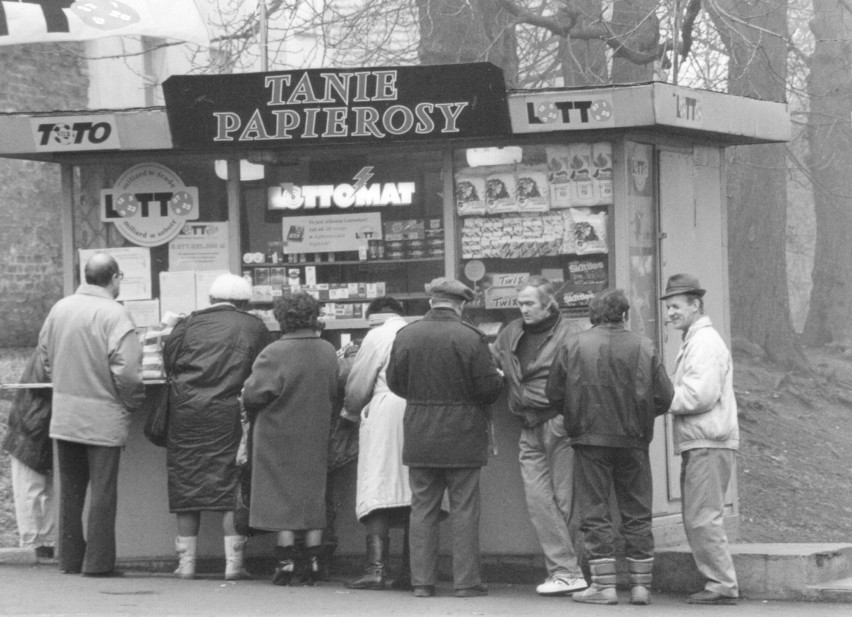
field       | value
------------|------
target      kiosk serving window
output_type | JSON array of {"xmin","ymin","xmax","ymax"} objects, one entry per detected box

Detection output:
[
  {"xmin": 242, "ymin": 148, "xmax": 445, "ymax": 329},
  {"xmin": 452, "ymin": 142, "xmax": 613, "ymax": 334}
]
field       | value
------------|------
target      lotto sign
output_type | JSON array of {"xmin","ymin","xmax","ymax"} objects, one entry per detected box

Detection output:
[
  {"xmin": 101, "ymin": 163, "xmax": 199, "ymax": 247},
  {"xmin": 0, "ymin": 0, "xmax": 210, "ymax": 47},
  {"xmin": 509, "ymin": 94, "xmax": 616, "ymax": 133},
  {"xmin": 30, "ymin": 114, "xmax": 120, "ymax": 152}
]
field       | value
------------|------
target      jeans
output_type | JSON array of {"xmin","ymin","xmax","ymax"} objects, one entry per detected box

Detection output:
[
  {"xmin": 573, "ymin": 445, "xmax": 654, "ymax": 561},
  {"xmin": 56, "ymin": 440, "xmax": 121, "ymax": 574},
  {"xmin": 518, "ymin": 417, "xmax": 583, "ymax": 578},
  {"xmin": 408, "ymin": 466, "xmax": 482, "ymax": 590},
  {"xmin": 681, "ymin": 448, "xmax": 739, "ymax": 597}
]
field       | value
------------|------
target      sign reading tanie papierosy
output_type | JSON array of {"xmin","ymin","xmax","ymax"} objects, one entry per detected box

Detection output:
[{"xmin": 162, "ymin": 63, "xmax": 510, "ymax": 149}]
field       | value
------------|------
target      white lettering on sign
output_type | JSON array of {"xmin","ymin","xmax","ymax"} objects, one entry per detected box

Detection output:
[
  {"xmin": 213, "ymin": 70, "xmax": 469, "ymax": 142},
  {"xmin": 269, "ymin": 167, "xmax": 416, "ymax": 210}
]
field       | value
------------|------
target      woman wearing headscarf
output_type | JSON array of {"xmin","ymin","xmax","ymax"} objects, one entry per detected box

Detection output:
[
  {"xmin": 345, "ymin": 297, "xmax": 413, "ymax": 590},
  {"xmin": 241, "ymin": 292, "xmax": 339, "ymax": 586},
  {"xmin": 163, "ymin": 273, "xmax": 268, "ymax": 580}
]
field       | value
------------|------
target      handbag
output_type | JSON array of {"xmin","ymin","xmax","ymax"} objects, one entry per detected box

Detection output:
[
  {"xmin": 233, "ymin": 418, "xmax": 272, "ymax": 537},
  {"xmin": 143, "ymin": 382, "xmax": 170, "ymax": 447},
  {"xmin": 143, "ymin": 315, "xmax": 189, "ymax": 448}
]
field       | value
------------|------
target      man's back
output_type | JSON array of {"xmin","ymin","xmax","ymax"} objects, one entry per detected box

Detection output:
[
  {"xmin": 40, "ymin": 284, "xmax": 144, "ymax": 447},
  {"xmin": 548, "ymin": 323, "xmax": 672, "ymax": 449}
]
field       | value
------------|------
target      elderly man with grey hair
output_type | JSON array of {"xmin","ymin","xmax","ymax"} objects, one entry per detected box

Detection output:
[
  {"xmin": 388, "ymin": 278, "xmax": 503, "ymax": 598},
  {"xmin": 38, "ymin": 252, "xmax": 145, "ymax": 577},
  {"xmin": 491, "ymin": 276, "xmax": 587, "ymax": 596}
]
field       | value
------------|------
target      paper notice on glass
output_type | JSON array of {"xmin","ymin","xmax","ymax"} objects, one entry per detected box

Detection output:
[
  {"xmin": 159, "ymin": 271, "xmax": 197, "ymax": 318},
  {"xmin": 79, "ymin": 247, "xmax": 151, "ymax": 301},
  {"xmin": 124, "ymin": 299, "xmax": 161, "ymax": 328},
  {"xmin": 195, "ymin": 270, "xmax": 230, "ymax": 310},
  {"xmin": 281, "ymin": 212, "xmax": 382, "ymax": 254},
  {"xmin": 168, "ymin": 222, "xmax": 230, "ymax": 271}
]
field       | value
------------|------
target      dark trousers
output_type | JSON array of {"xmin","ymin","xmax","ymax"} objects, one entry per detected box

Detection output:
[
  {"xmin": 408, "ymin": 466, "xmax": 482, "ymax": 590},
  {"xmin": 56, "ymin": 440, "xmax": 121, "ymax": 574},
  {"xmin": 573, "ymin": 445, "xmax": 653, "ymax": 561}
]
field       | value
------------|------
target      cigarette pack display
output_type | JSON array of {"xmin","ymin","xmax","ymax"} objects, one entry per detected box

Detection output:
[
  {"xmin": 269, "ymin": 267, "xmax": 288, "ymax": 287},
  {"xmin": 484, "ymin": 167, "xmax": 517, "ymax": 214},
  {"xmin": 455, "ymin": 168, "xmax": 488, "ymax": 216},
  {"xmin": 427, "ymin": 218, "xmax": 443, "ymax": 230},
  {"xmin": 570, "ymin": 206, "xmax": 608, "ymax": 254},
  {"xmin": 591, "ymin": 142, "xmax": 613, "ymax": 204},
  {"xmin": 546, "ymin": 145, "xmax": 572, "ymax": 209},
  {"xmin": 305, "ymin": 266, "xmax": 317, "ymax": 287},
  {"xmin": 384, "ymin": 219, "xmax": 425, "ymax": 241},
  {"xmin": 253, "ymin": 268, "xmax": 270, "ymax": 286},
  {"xmin": 514, "ymin": 165, "xmax": 550, "ymax": 212},
  {"xmin": 569, "ymin": 143, "xmax": 594, "ymax": 205}
]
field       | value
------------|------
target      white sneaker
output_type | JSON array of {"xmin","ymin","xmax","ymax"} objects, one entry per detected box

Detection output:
[{"xmin": 536, "ymin": 575, "xmax": 588, "ymax": 596}]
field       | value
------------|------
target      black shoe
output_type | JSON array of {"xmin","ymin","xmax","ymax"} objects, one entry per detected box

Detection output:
[
  {"xmin": 35, "ymin": 546, "xmax": 55, "ymax": 560},
  {"xmin": 272, "ymin": 545, "xmax": 296, "ymax": 586},
  {"xmin": 455, "ymin": 583, "xmax": 488, "ymax": 597},
  {"xmin": 413, "ymin": 585, "xmax": 435, "ymax": 597},
  {"xmin": 61, "ymin": 568, "xmax": 81, "ymax": 575},
  {"xmin": 82, "ymin": 570, "xmax": 125, "ymax": 578}
]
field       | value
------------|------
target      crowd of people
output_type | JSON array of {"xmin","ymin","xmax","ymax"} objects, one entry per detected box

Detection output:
[{"xmin": 3, "ymin": 252, "xmax": 740, "ymax": 606}]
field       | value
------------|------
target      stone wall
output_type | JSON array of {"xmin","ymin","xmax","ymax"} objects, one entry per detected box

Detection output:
[{"xmin": 0, "ymin": 44, "xmax": 87, "ymax": 347}]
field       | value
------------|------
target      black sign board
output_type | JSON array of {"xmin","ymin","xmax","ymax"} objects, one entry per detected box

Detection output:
[{"xmin": 162, "ymin": 63, "xmax": 511, "ymax": 150}]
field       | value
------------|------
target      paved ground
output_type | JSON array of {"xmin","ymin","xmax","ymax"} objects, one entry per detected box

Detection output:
[{"xmin": 1, "ymin": 563, "xmax": 850, "ymax": 617}]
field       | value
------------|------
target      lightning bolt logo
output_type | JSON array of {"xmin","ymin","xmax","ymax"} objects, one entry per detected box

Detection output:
[{"xmin": 352, "ymin": 166, "xmax": 375, "ymax": 192}]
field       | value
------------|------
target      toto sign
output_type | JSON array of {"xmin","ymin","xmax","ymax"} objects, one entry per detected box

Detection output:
[{"xmin": 100, "ymin": 163, "xmax": 199, "ymax": 247}]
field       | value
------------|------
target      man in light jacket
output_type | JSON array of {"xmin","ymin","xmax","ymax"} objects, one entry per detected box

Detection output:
[
  {"xmin": 663, "ymin": 273, "xmax": 739, "ymax": 605},
  {"xmin": 38, "ymin": 252, "xmax": 145, "ymax": 577}
]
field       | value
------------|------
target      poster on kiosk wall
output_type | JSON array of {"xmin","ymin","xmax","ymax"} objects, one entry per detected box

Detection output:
[{"xmin": 281, "ymin": 212, "xmax": 382, "ymax": 255}]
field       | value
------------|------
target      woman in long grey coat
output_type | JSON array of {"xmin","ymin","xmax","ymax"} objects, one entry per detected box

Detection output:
[{"xmin": 241, "ymin": 292, "xmax": 339, "ymax": 586}]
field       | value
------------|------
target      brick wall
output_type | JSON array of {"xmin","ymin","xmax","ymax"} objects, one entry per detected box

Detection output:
[{"xmin": 0, "ymin": 44, "xmax": 87, "ymax": 347}]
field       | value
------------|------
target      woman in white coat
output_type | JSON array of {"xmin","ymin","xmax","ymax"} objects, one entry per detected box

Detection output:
[{"xmin": 344, "ymin": 297, "xmax": 412, "ymax": 590}]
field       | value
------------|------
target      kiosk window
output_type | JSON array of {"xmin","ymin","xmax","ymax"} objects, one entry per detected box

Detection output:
[{"xmin": 452, "ymin": 143, "xmax": 613, "ymax": 334}]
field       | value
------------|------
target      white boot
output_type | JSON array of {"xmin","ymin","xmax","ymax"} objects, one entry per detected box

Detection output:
[
  {"xmin": 224, "ymin": 535, "xmax": 251, "ymax": 580},
  {"xmin": 174, "ymin": 536, "xmax": 197, "ymax": 579}
]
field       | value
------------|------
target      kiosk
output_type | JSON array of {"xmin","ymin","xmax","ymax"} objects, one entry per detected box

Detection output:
[{"xmin": 0, "ymin": 63, "xmax": 789, "ymax": 564}]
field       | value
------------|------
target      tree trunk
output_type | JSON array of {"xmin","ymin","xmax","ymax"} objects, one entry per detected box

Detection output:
[
  {"xmin": 609, "ymin": 0, "xmax": 657, "ymax": 83},
  {"xmin": 557, "ymin": 0, "xmax": 607, "ymax": 85},
  {"xmin": 416, "ymin": 0, "xmax": 519, "ymax": 86},
  {"xmin": 708, "ymin": 0, "xmax": 808, "ymax": 369},
  {"xmin": 801, "ymin": 0, "xmax": 852, "ymax": 346}
]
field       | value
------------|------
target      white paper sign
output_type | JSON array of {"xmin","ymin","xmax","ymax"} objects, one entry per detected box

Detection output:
[
  {"xmin": 281, "ymin": 213, "xmax": 382, "ymax": 254},
  {"xmin": 78, "ymin": 247, "xmax": 151, "ymax": 301},
  {"xmin": 159, "ymin": 271, "xmax": 197, "ymax": 318},
  {"xmin": 168, "ymin": 222, "xmax": 230, "ymax": 271}
]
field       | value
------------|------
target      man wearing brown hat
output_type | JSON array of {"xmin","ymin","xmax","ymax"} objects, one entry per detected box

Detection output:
[
  {"xmin": 662, "ymin": 273, "xmax": 739, "ymax": 605},
  {"xmin": 387, "ymin": 278, "xmax": 504, "ymax": 598}
]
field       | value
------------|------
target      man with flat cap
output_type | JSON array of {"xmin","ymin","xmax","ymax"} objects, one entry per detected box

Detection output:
[
  {"xmin": 38, "ymin": 252, "xmax": 145, "ymax": 576},
  {"xmin": 387, "ymin": 278, "xmax": 504, "ymax": 598},
  {"xmin": 662, "ymin": 273, "xmax": 739, "ymax": 605}
]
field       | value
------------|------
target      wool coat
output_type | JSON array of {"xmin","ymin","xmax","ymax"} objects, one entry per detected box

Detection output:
[
  {"xmin": 242, "ymin": 329, "xmax": 339, "ymax": 531},
  {"xmin": 162, "ymin": 304, "xmax": 268, "ymax": 512},
  {"xmin": 387, "ymin": 308, "xmax": 504, "ymax": 468}
]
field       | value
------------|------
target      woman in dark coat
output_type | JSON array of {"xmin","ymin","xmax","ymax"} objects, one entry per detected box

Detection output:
[
  {"xmin": 163, "ymin": 273, "xmax": 268, "ymax": 581},
  {"xmin": 241, "ymin": 292, "xmax": 339, "ymax": 586}
]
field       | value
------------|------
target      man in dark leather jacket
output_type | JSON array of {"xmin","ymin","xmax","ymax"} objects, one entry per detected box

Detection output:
[
  {"xmin": 547, "ymin": 289, "xmax": 672, "ymax": 606},
  {"xmin": 388, "ymin": 278, "xmax": 503, "ymax": 598}
]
